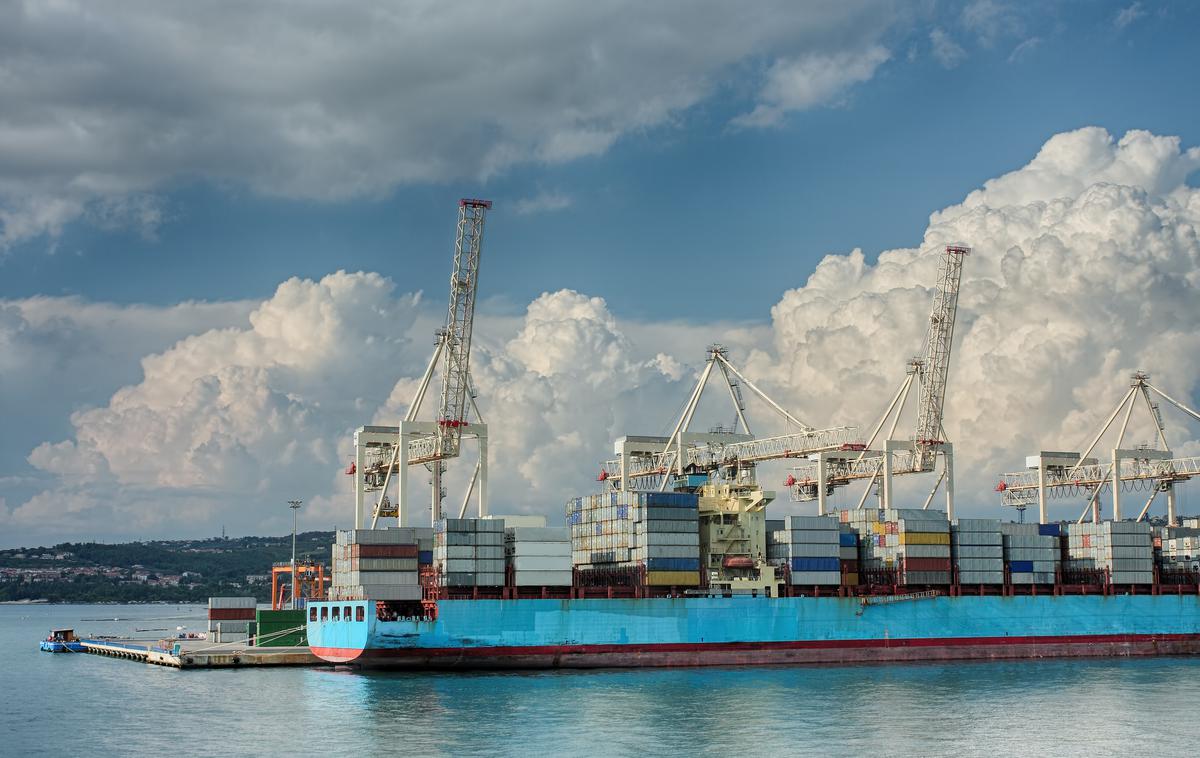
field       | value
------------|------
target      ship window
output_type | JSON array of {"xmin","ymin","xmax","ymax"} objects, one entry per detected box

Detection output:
[
  {"xmin": 309, "ymin": 607, "xmax": 317, "ymax": 622},
  {"xmin": 332, "ymin": 606, "xmax": 340, "ymax": 621},
  {"xmin": 356, "ymin": 605, "xmax": 365, "ymax": 622},
  {"xmin": 320, "ymin": 606, "xmax": 328, "ymax": 622},
  {"xmin": 344, "ymin": 605, "xmax": 352, "ymax": 621}
]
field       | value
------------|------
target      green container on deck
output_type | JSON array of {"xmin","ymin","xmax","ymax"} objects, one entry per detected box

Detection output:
[{"xmin": 254, "ymin": 609, "xmax": 308, "ymax": 647}]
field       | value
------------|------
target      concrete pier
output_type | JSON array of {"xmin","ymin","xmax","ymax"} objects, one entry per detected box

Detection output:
[{"xmin": 81, "ymin": 638, "xmax": 327, "ymax": 669}]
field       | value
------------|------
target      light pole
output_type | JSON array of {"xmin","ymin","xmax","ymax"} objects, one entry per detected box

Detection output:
[{"xmin": 288, "ymin": 500, "xmax": 303, "ymax": 610}]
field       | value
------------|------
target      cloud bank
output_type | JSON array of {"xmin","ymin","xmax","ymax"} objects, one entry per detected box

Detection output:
[
  {"xmin": 4, "ymin": 126, "xmax": 1200, "ymax": 544},
  {"xmin": 0, "ymin": 0, "xmax": 903, "ymax": 246}
]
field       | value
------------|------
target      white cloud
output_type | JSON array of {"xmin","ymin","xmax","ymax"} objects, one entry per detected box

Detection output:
[
  {"xmin": 1007, "ymin": 36, "xmax": 1042, "ymax": 63},
  {"xmin": 1115, "ymin": 3, "xmax": 1145, "ymax": 30},
  {"xmin": 930, "ymin": 28, "xmax": 967, "ymax": 69},
  {"xmin": 960, "ymin": 0, "xmax": 1025, "ymax": 47},
  {"xmin": 756, "ymin": 126, "xmax": 1200, "ymax": 517},
  {"xmin": 732, "ymin": 47, "xmax": 891, "ymax": 128},
  {"xmin": 7, "ymin": 126, "xmax": 1200, "ymax": 544},
  {"xmin": 514, "ymin": 191, "xmax": 572, "ymax": 216},
  {"xmin": 0, "ymin": 0, "xmax": 904, "ymax": 246}
]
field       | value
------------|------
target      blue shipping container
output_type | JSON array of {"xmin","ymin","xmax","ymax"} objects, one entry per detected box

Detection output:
[
  {"xmin": 1010, "ymin": 560, "xmax": 1034, "ymax": 573},
  {"xmin": 839, "ymin": 533, "xmax": 858, "ymax": 547},
  {"xmin": 645, "ymin": 557, "xmax": 701, "ymax": 571},
  {"xmin": 1038, "ymin": 524, "xmax": 1061, "ymax": 537},
  {"xmin": 418, "ymin": 550, "xmax": 433, "ymax": 565},
  {"xmin": 790, "ymin": 557, "xmax": 841, "ymax": 572}
]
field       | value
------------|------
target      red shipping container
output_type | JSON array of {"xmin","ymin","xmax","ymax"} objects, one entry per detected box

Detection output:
[
  {"xmin": 351, "ymin": 544, "xmax": 417, "ymax": 558},
  {"xmin": 903, "ymin": 558, "xmax": 952, "ymax": 571},
  {"xmin": 208, "ymin": 608, "xmax": 256, "ymax": 621}
]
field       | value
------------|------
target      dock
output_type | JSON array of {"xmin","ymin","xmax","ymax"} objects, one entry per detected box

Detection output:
[{"xmin": 80, "ymin": 638, "xmax": 327, "ymax": 669}]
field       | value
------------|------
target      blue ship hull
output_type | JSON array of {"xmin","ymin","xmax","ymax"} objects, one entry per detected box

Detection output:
[{"xmin": 308, "ymin": 594, "xmax": 1200, "ymax": 669}]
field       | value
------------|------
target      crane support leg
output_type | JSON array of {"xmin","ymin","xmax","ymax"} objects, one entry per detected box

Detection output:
[
  {"xmin": 817, "ymin": 455, "xmax": 828, "ymax": 516},
  {"xmin": 1111, "ymin": 450, "xmax": 1122, "ymax": 521}
]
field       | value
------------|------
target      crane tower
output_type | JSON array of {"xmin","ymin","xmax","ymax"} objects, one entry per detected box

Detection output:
[
  {"xmin": 913, "ymin": 244, "xmax": 969, "ymax": 467},
  {"xmin": 351, "ymin": 199, "xmax": 492, "ymax": 528},
  {"xmin": 436, "ymin": 201, "xmax": 488, "ymax": 460},
  {"xmin": 787, "ymin": 243, "xmax": 970, "ymax": 517}
]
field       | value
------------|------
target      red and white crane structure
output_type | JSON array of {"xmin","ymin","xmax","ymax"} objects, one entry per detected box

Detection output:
[
  {"xmin": 351, "ymin": 199, "xmax": 492, "ymax": 528},
  {"xmin": 996, "ymin": 371, "xmax": 1200, "ymax": 525},
  {"xmin": 787, "ymin": 244, "xmax": 970, "ymax": 518}
]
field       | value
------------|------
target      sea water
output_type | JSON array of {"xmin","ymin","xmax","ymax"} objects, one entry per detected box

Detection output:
[{"xmin": 3, "ymin": 603, "xmax": 1198, "ymax": 757}]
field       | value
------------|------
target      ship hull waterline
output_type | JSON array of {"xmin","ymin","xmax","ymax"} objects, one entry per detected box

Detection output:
[{"xmin": 307, "ymin": 595, "xmax": 1200, "ymax": 671}]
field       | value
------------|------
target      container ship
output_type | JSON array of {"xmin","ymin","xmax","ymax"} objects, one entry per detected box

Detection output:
[
  {"xmin": 307, "ymin": 201, "xmax": 1200, "ymax": 670},
  {"xmin": 306, "ymin": 487, "xmax": 1200, "ymax": 670}
]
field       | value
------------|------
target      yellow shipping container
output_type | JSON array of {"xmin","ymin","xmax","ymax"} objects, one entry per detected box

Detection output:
[
  {"xmin": 871, "ymin": 523, "xmax": 886, "ymax": 535},
  {"xmin": 645, "ymin": 570, "xmax": 700, "ymax": 586},
  {"xmin": 841, "ymin": 573, "xmax": 860, "ymax": 586},
  {"xmin": 899, "ymin": 532, "xmax": 951, "ymax": 545}
]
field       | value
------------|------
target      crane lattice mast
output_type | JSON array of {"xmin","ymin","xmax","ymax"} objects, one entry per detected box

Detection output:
[
  {"xmin": 913, "ymin": 244, "xmax": 969, "ymax": 467},
  {"xmin": 435, "ymin": 199, "xmax": 490, "ymax": 460},
  {"xmin": 351, "ymin": 198, "xmax": 493, "ymax": 529}
]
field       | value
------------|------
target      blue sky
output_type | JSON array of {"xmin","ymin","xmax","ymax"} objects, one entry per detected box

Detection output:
[
  {"xmin": 2, "ymin": 0, "xmax": 1200, "ymax": 545},
  {"xmin": 3, "ymin": 1, "xmax": 1197, "ymax": 320}
]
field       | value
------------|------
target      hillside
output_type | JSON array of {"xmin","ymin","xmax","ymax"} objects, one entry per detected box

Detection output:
[{"xmin": 0, "ymin": 532, "xmax": 334, "ymax": 603}]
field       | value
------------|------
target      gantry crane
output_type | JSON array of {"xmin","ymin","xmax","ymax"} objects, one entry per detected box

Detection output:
[
  {"xmin": 996, "ymin": 371, "xmax": 1200, "ymax": 524},
  {"xmin": 599, "ymin": 344, "xmax": 864, "ymax": 492},
  {"xmin": 787, "ymin": 244, "xmax": 970, "ymax": 518},
  {"xmin": 350, "ymin": 199, "xmax": 492, "ymax": 528}
]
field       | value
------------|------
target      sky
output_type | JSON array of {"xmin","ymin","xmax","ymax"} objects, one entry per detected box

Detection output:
[{"xmin": 2, "ymin": 0, "xmax": 1200, "ymax": 547}]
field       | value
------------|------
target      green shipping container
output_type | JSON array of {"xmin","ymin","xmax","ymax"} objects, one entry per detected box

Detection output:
[{"xmin": 254, "ymin": 609, "xmax": 308, "ymax": 647}]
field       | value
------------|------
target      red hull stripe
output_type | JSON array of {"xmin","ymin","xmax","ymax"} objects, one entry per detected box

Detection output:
[{"xmin": 311, "ymin": 632, "xmax": 1200, "ymax": 663}]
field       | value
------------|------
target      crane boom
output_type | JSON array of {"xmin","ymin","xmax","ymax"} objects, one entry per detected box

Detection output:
[
  {"xmin": 913, "ymin": 244, "xmax": 969, "ymax": 465},
  {"xmin": 435, "ymin": 199, "xmax": 490, "ymax": 460}
]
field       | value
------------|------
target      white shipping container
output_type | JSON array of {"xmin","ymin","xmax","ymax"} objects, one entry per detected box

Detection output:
[
  {"xmin": 344, "ymin": 570, "xmax": 419, "ymax": 586},
  {"xmin": 347, "ymin": 584, "xmax": 424, "ymax": 601},
  {"xmin": 789, "ymin": 570, "xmax": 841, "ymax": 585},
  {"xmin": 511, "ymin": 570, "xmax": 573, "ymax": 587},
  {"xmin": 506, "ymin": 541, "xmax": 571, "ymax": 557},
  {"xmin": 506, "ymin": 527, "xmax": 569, "ymax": 541},
  {"xmin": 511, "ymin": 555, "xmax": 572, "ymax": 571},
  {"xmin": 208, "ymin": 596, "xmax": 257, "ymax": 609}
]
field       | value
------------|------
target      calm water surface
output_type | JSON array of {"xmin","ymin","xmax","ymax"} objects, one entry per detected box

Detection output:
[{"xmin": 2, "ymin": 603, "xmax": 1196, "ymax": 757}]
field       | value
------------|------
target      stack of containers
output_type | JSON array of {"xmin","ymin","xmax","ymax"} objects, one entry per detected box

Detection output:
[
  {"xmin": 765, "ymin": 519, "xmax": 788, "ymax": 566},
  {"xmin": 567, "ymin": 493, "xmax": 633, "ymax": 567},
  {"xmin": 331, "ymin": 527, "xmax": 431, "ymax": 601},
  {"xmin": 435, "ymin": 518, "xmax": 506, "ymax": 587},
  {"xmin": 1162, "ymin": 535, "xmax": 1200, "ymax": 571},
  {"xmin": 568, "ymin": 491, "xmax": 700, "ymax": 586},
  {"xmin": 839, "ymin": 524, "xmax": 860, "ymax": 585},
  {"xmin": 633, "ymin": 493, "xmax": 700, "ymax": 586},
  {"xmin": 208, "ymin": 597, "xmax": 256, "ymax": 642},
  {"xmin": 951, "ymin": 519, "xmax": 1004, "ymax": 584},
  {"xmin": 1064, "ymin": 521, "xmax": 1153, "ymax": 584},
  {"xmin": 505, "ymin": 526, "xmax": 572, "ymax": 587},
  {"xmin": 785, "ymin": 515, "xmax": 841, "ymax": 585},
  {"xmin": 842, "ymin": 508, "xmax": 951, "ymax": 584},
  {"xmin": 1000, "ymin": 523, "xmax": 1060, "ymax": 584},
  {"xmin": 893, "ymin": 510, "xmax": 952, "ymax": 585}
]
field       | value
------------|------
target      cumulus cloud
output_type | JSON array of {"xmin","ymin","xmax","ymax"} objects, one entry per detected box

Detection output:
[
  {"xmin": 755, "ymin": 126, "xmax": 1200, "ymax": 517},
  {"xmin": 0, "ymin": 0, "xmax": 903, "ymax": 246},
  {"xmin": 6, "ymin": 272, "xmax": 424, "ymax": 540},
  {"xmin": 7, "ymin": 126, "xmax": 1200, "ymax": 544}
]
